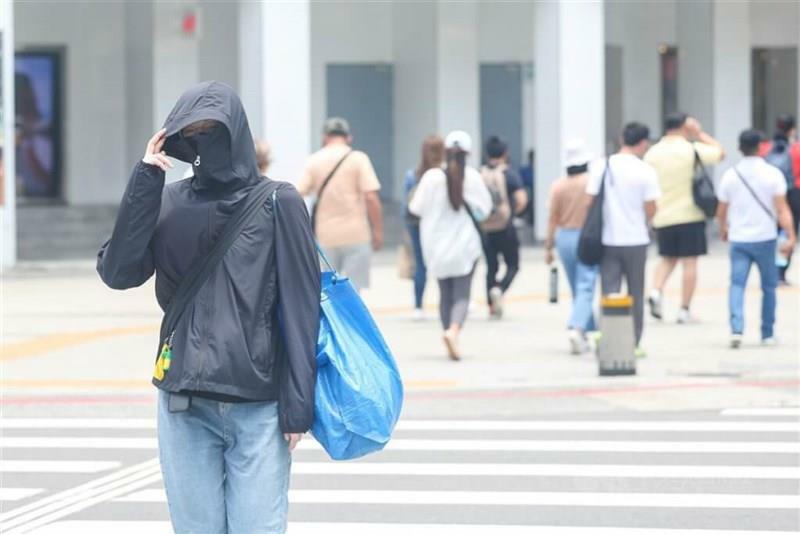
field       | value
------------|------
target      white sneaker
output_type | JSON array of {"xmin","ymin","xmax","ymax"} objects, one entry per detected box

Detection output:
[
  {"xmin": 677, "ymin": 308, "xmax": 692, "ymax": 324},
  {"xmin": 489, "ymin": 287, "xmax": 504, "ymax": 319},
  {"xmin": 412, "ymin": 308, "xmax": 426, "ymax": 322},
  {"xmin": 648, "ymin": 291, "xmax": 663, "ymax": 320},
  {"xmin": 730, "ymin": 334, "xmax": 743, "ymax": 349},
  {"xmin": 761, "ymin": 337, "xmax": 778, "ymax": 347},
  {"xmin": 568, "ymin": 329, "xmax": 587, "ymax": 355}
]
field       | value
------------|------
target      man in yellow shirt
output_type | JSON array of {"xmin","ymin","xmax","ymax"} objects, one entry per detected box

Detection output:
[{"xmin": 644, "ymin": 112, "xmax": 725, "ymax": 323}]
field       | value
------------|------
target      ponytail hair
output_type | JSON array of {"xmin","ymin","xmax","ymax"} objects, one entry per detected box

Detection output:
[{"xmin": 445, "ymin": 148, "xmax": 466, "ymax": 211}]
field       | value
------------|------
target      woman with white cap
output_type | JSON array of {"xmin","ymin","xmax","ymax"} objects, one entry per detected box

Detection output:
[
  {"xmin": 409, "ymin": 131, "xmax": 492, "ymax": 360},
  {"xmin": 544, "ymin": 139, "xmax": 598, "ymax": 354}
]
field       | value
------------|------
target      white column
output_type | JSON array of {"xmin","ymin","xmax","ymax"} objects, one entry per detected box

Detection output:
[
  {"xmin": 2, "ymin": 0, "xmax": 17, "ymax": 267},
  {"xmin": 239, "ymin": 0, "xmax": 263, "ymax": 139},
  {"xmin": 153, "ymin": 0, "xmax": 199, "ymax": 182},
  {"xmin": 712, "ymin": 1, "xmax": 750, "ymax": 166},
  {"xmin": 436, "ymin": 0, "xmax": 480, "ymax": 149},
  {"xmin": 534, "ymin": 1, "xmax": 605, "ymax": 239},
  {"xmin": 677, "ymin": 0, "xmax": 714, "ymax": 130},
  {"xmin": 261, "ymin": 0, "xmax": 311, "ymax": 184},
  {"xmin": 392, "ymin": 1, "xmax": 438, "ymax": 192}
]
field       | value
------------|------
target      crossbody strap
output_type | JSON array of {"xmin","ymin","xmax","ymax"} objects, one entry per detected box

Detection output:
[
  {"xmin": 311, "ymin": 150, "xmax": 353, "ymax": 233},
  {"xmin": 732, "ymin": 167, "xmax": 775, "ymax": 221},
  {"xmin": 159, "ymin": 180, "xmax": 276, "ymax": 345}
]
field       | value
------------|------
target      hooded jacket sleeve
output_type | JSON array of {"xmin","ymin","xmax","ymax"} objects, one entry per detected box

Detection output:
[
  {"xmin": 97, "ymin": 161, "xmax": 165, "ymax": 289},
  {"xmin": 275, "ymin": 184, "xmax": 320, "ymax": 433}
]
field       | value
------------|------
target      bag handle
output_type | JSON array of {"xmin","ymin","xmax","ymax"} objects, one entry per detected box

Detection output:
[
  {"xmin": 733, "ymin": 167, "xmax": 776, "ymax": 222},
  {"xmin": 311, "ymin": 150, "xmax": 353, "ymax": 233},
  {"xmin": 159, "ymin": 180, "xmax": 276, "ymax": 347}
]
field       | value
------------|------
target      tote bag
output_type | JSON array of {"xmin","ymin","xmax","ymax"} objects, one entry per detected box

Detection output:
[
  {"xmin": 578, "ymin": 159, "xmax": 609, "ymax": 266},
  {"xmin": 311, "ymin": 250, "xmax": 404, "ymax": 460}
]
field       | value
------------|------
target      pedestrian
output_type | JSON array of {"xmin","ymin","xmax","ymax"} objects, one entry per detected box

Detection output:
[
  {"xmin": 255, "ymin": 139, "xmax": 272, "ymax": 176},
  {"xmin": 758, "ymin": 114, "xmax": 800, "ymax": 285},
  {"xmin": 544, "ymin": 139, "xmax": 598, "ymax": 354},
  {"xmin": 97, "ymin": 81, "xmax": 320, "ymax": 534},
  {"xmin": 586, "ymin": 122, "xmax": 661, "ymax": 355},
  {"xmin": 481, "ymin": 135, "xmax": 529, "ymax": 318},
  {"xmin": 404, "ymin": 135, "xmax": 445, "ymax": 318},
  {"xmin": 645, "ymin": 112, "xmax": 725, "ymax": 323},
  {"xmin": 409, "ymin": 130, "xmax": 492, "ymax": 361},
  {"xmin": 716, "ymin": 129, "xmax": 797, "ymax": 348},
  {"xmin": 298, "ymin": 117, "xmax": 383, "ymax": 292}
]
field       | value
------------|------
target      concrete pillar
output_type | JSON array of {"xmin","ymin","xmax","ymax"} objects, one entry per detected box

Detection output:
[
  {"xmin": 436, "ymin": 1, "xmax": 480, "ymax": 148},
  {"xmin": 124, "ymin": 2, "xmax": 155, "ymax": 171},
  {"xmin": 392, "ymin": 1, "xmax": 438, "ymax": 193},
  {"xmin": 260, "ymin": 0, "xmax": 311, "ymax": 183},
  {"xmin": 534, "ymin": 0, "xmax": 605, "ymax": 239},
  {"xmin": 239, "ymin": 0, "xmax": 263, "ymax": 139},
  {"xmin": 677, "ymin": 0, "xmax": 714, "ymax": 131},
  {"xmin": 1, "ymin": 0, "xmax": 17, "ymax": 266},
  {"xmin": 712, "ymin": 0, "xmax": 751, "ymax": 165}
]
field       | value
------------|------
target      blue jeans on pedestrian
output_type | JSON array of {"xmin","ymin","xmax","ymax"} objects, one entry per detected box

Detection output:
[
  {"xmin": 555, "ymin": 228, "xmax": 598, "ymax": 332},
  {"xmin": 157, "ymin": 391, "xmax": 291, "ymax": 534},
  {"xmin": 729, "ymin": 240, "xmax": 778, "ymax": 339},
  {"xmin": 408, "ymin": 223, "xmax": 427, "ymax": 309}
]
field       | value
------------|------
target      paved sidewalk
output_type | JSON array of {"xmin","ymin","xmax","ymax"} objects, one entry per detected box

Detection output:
[{"xmin": 1, "ymin": 244, "xmax": 798, "ymax": 418}]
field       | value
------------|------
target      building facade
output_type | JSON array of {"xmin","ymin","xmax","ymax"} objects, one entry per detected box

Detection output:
[{"xmin": 2, "ymin": 0, "xmax": 799, "ymax": 264}]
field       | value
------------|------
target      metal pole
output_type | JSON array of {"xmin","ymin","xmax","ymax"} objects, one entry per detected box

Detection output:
[{"xmin": 1, "ymin": 0, "xmax": 17, "ymax": 267}]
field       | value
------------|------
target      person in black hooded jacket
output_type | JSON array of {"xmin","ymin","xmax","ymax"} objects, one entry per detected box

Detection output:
[{"xmin": 97, "ymin": 81, "xmax": 319, "ymax": 534}]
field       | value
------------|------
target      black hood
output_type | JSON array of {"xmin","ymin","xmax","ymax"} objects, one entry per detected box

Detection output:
[{"xmin": 162, "ymin": 81, "xmax": 259, "ymax": 192}]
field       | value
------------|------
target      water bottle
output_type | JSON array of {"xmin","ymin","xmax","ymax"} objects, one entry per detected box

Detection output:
[
  {"xmin": 549, "ymin": 265, "xmax": 559, "ymax": 304},
  {"xmin": 776, "ymin": 230, "xmax": 789, "ymax": 268}
]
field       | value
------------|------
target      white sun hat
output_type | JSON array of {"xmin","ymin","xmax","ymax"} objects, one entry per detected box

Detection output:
[{"xmin": 564, "ymin": 138, "xmax": 593, "ymax": 168}]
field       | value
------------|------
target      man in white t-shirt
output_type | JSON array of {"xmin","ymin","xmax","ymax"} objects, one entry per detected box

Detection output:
[
  {"xmin": 716, "ymin": 129, "xmax": 796, "ymax": 349},
  {"xmin": 587, "ymin": 122, "xmax": 661, "ymax": 351}
]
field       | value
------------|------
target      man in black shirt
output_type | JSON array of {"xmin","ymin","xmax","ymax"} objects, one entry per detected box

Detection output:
[{"xmin": 482, "ymin": 136, "xmax": 528, "ymax": 318}]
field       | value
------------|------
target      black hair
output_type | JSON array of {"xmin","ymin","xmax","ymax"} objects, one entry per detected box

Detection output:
[
  {"xmin": 739, "ymin": 129, "xmax": 764, "ymax": 156},
  {"xmin": 567, "ymin": 164, "xmax": 589, "ymax": 176},
  {"xmin": 776, "ymin": 114, "xmax": 796, "ymax": 136},
  {"xmin": 445, "ymin": 149, "xmax": 466, "ymax": 211},
  {"xmin": 664, "ymin": 112, "xmax": 689, "ymax": 131},
  {"xmin": 485, "ymin": 135, "xmax": 508, "ymax": 159},
  {"xmin": 622, "ymin": 122, "xmax": 650, "ymax": 147}
]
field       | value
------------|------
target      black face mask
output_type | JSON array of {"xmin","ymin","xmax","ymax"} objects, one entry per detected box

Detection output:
[{"xmin": 183, "ymin": 124, "xmax": 232, "ymax": 187}]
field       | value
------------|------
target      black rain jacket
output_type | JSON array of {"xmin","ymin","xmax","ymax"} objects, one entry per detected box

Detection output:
[{"xmin": 97, "ymin": 81, "xmax": 320, "ymax": 433}]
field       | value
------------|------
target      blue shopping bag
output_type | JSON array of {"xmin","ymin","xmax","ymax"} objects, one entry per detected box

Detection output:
[{"xmin": 311, "ymin": 268, "xmax": 404, "ymax": 460}]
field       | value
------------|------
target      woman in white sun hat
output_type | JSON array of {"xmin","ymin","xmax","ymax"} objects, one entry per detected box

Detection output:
[
  {"xmin": 409, "ymin": 131, "xmax": 492, "ymax": 361},
  {"xmin": 544, "ymin": 138, "xmax": 599, "ymax": 355}
]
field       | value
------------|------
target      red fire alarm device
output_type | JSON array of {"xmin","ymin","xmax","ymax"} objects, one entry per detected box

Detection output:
[{"xmin": 182, "ymin": 10, "xmax": 202, "ymax": 38}]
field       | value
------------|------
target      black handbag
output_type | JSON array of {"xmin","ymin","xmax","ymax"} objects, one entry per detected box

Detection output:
[
  {"xmin": 578, "ymin": 159, "xmax": 609, "ymax": 266},
  {"xmin": 692, "ymin": 149, "xmax": 718, "ymax": 218}
]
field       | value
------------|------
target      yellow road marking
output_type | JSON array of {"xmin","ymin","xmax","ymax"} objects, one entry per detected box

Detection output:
[{"xmin": 0, "ymin": 325, "xmax": 158, "ymax": 362}]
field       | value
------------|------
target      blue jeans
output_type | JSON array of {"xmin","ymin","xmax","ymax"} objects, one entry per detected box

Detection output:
[
  {"xmin": 158, "ymin": 391, "xmax": 291, "ymax": 534},
  {"xmin": 555, "ymin": 228, "xmax": 598, "ymax": 332},
  {"xmin": 408, "ymin": 223, "xmax": 427, "ymax": 309},
  {"xmin": 729, "ymin": 240, "xmax": 778, "ymax": 339}
]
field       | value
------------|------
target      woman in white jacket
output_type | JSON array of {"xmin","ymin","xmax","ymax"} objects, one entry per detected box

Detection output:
[{"xmin": 409, "ymin": 131, "xmax": 492, "ymax": 360}]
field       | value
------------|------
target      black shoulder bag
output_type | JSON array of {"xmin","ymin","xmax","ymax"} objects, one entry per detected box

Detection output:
[
  {"xmin": 153, "ymin": 180, "xmax": 278, "ymax": 405},
  {"xmin": 578, "ymin": 158, "xmax": 610, "ymax": 266},
  {"xmin": 692, "ymin": 149, "xmax": 718, "ymax": 218},
  {"xmin": 311, "ymin": 150, "xmax": 353, "ymax": 234}
]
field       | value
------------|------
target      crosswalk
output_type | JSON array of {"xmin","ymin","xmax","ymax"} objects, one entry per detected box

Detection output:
[{"xmin": 0, "ymin": 409, "xmax": 798, "ymax": 533}]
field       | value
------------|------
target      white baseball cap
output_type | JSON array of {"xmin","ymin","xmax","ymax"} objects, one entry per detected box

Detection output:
[
  {"xmin": 445, "ymin": 130, "xmax": 472, "ymax": 153},
  {"xmin": 564, "ymin": 138, "xmax": 592, "ymax": 168}
]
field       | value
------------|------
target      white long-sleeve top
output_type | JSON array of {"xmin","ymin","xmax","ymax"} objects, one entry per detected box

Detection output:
[{"xmin": 409, "ymin": 166, "xmax": 492, "ymax": 279}]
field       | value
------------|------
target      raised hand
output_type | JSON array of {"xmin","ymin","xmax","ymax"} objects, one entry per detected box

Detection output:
[{"xmin": 142, "ymin": 129, "xmax": 174, "ymax": 171}]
